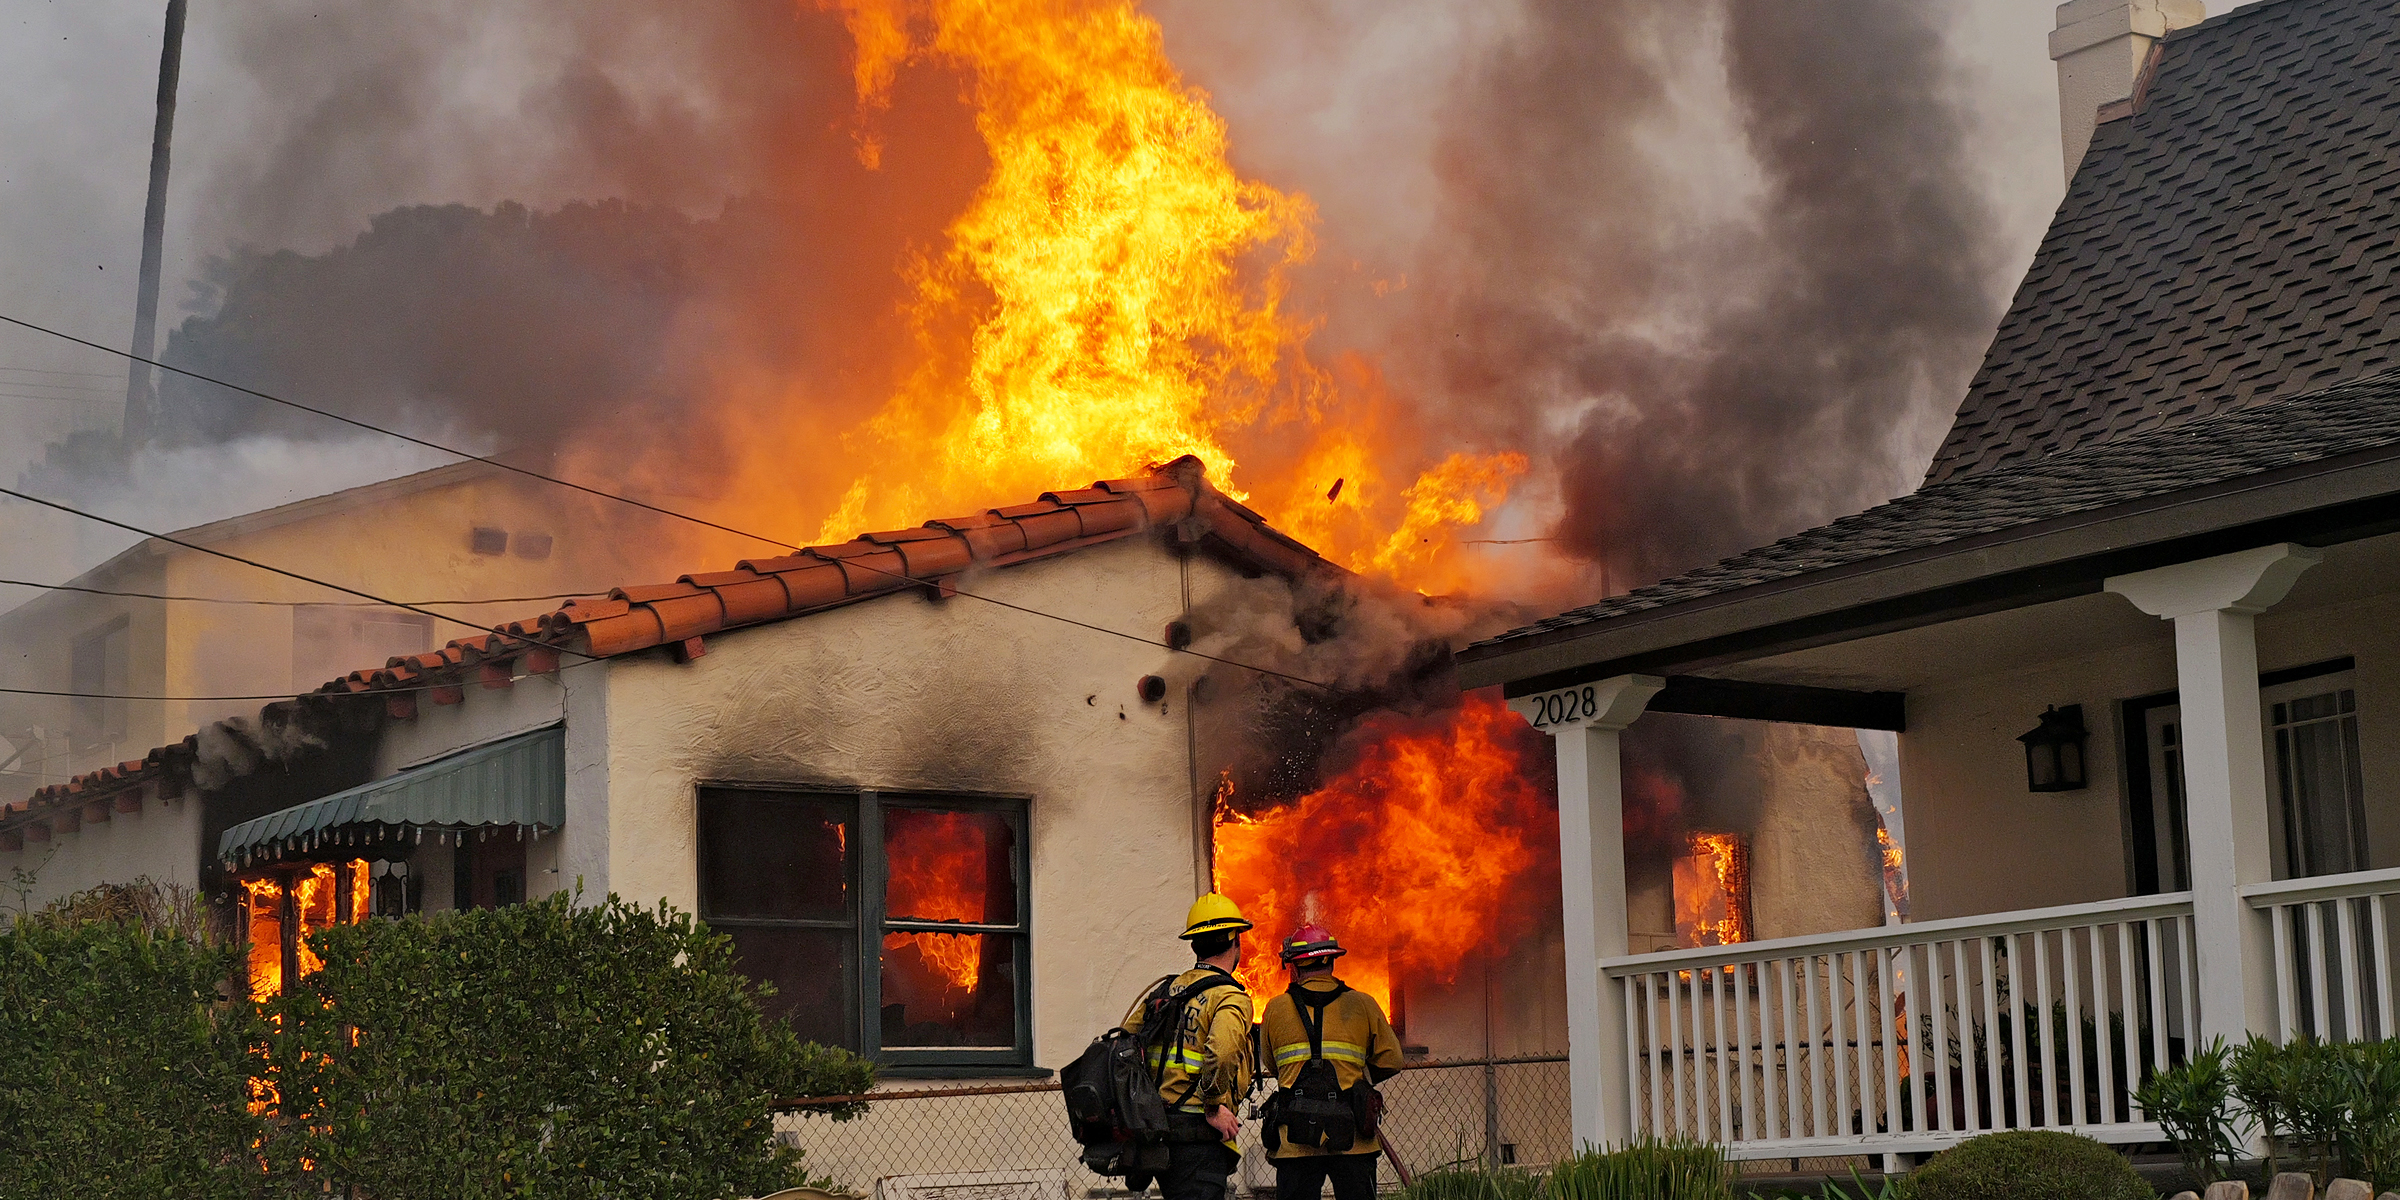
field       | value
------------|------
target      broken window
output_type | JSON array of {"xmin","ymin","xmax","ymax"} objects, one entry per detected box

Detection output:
[
  {"xmin": 880, "ymin": 806, "xmax": 1022, "ymax": 1051},
  {"xmin": 238, "ymin": 859, "xmax": 388, "ymax": 1000},
  {"xmin": 699, "ymin": 788, "xmax": 1031, "ymax": 1068}
]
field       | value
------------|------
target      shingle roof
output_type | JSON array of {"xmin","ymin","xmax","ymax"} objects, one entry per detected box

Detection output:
[
  {"xmin": 1925, "ymin": 0, "xmax": 2400, "ymax": 485},
  {"xmin": 0, "ymin": 456, "xmax": 1335, "ymax": 839},
  {"xmin": 1466, "ymin": 367, "xmax": 2400, "ymax": 655}
]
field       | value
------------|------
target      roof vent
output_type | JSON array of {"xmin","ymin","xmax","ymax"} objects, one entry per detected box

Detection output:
[{"xmin": 2050, "ymin": 0, "xmax": 2204, "ymax": 181}]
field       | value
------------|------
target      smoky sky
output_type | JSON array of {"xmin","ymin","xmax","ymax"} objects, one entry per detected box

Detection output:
[
  {"xmin": 12, "ymin": 0, "xmax": 2025, "ymax": 605},
  {"xmin": 1413, "ymin": 0, "xmax": 2013, "ymax": 589}
]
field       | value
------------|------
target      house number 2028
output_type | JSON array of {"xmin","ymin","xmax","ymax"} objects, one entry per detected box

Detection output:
[{"xmin": 1528, "ymin": 685, "xmax": 1600, "ymax": 728}]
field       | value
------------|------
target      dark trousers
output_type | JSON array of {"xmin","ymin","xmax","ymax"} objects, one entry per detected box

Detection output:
[
  {"xmin": 1160, "ymin": 1140, "xmax": 1238, "ymax": 1200},
  {"xmin": 1273, "ymin": 1152, "xmax": 1377, "ymax": 1200}
]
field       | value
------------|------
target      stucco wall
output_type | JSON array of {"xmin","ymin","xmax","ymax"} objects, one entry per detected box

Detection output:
[
  {"xmin": 597, "ymin": 535, "xmax": 1229, "ymax": 1071},
  {"xmin": 1901, "ymin": 588, "xmax": 2400, "ymax": 921},
  {"xmin": 2, "ymin": 790, "xmax": 202, "ymax": 912}
]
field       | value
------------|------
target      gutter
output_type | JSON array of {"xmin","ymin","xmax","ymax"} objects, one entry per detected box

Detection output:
[{"xmin": 1459, "ymin": 440, "xmax": 2400, "ymax": 693}]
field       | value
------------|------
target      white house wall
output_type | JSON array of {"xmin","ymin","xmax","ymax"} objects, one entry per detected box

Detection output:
[
  {"xmin": 2, "ymin": 790, "xmax": 202, "ymax": 912},
  {"xmin": 1900, "ymin": 587, "xmax": 2400, "ymax": 922},
  {"xmin": 598, "ymin": 536, "xmax": 1236, "ymax": 1071}
]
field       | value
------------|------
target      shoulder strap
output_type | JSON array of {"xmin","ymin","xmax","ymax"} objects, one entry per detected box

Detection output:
[{"xmin": 1288, "ymin": 980, "xmax": 1350, "ymax": 1063}]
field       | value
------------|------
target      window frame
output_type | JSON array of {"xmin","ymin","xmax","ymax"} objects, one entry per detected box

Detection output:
[{"xmin": 697, "ymin": 784, "xmax": 1034, "ymax": 1073}]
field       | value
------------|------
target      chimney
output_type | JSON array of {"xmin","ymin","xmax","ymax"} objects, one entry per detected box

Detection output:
[{"xmin": 2050, "ymin": 0, "xmax": 2205, "ymax": 181}]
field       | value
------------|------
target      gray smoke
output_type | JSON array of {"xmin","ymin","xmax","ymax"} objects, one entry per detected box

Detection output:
[{"xmin": 1401, "ymin": 0, "xmax": 2013, "ymax": 589}]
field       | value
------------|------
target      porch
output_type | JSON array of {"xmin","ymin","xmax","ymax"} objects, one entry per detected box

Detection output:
[
  {"xmin": 1605, "ymin": 866, "xmax": 2400, "ymax": 1159},
  {"xmin": 1491, "ymin": 534, "xmax": 2400, "ymax": 1158}
]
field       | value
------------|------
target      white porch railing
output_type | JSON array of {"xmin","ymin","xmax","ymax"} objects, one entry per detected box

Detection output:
[
  {"xmin": 1598, "ymin": 894, "xmax": 2197, "ymax": 1159},
  {"xmin": 2244, "ymin": 864, "xmax": 2400, "ymax": 1043}
]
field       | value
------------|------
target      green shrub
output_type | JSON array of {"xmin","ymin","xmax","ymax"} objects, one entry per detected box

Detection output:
[
  {"xmin": 0, "ymin": 905, "xmax": 269, "ymax": 1200},
  {"xmin": 1546, "ymin": 1139, "xmax": 1734, "ymax": 1200},
  {"xmin": 261, "ymin": 892, "xmax": 875, "ymax": 1200},
  {"xmin": 2135, "ymin": 1036, "xmax": 2240, "ymax": 1186},
  {"xmin": 1907, "ymin": 1131, "xmax": 2149, "ymax": 1200},
  {"xmin": 1397, "ymin": 1162, "xmax": 1539, "ymax": 1200}
]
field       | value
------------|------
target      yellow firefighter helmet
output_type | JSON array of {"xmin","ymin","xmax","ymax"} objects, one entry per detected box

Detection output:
[{"xmin": 1180, "ymin": 892, "xmax": 1254, "ymax": 939}]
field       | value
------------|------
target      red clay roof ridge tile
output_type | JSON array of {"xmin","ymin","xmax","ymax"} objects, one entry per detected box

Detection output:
[{"xmin": 8, "ymin": 456, "xmax": 1341, "ymax": 824}]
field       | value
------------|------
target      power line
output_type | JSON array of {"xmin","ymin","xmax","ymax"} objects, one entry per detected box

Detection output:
[
  {"xmin": 0, "ymin": 312, "xmax": 1334, "ymax": 691},
  {"xmin": 0, "ymin": 483, "xmax": 589, "ymax": 663},
  {"xmin": 0, "ymin": 365, "xmax": 121, "ymax": 380},
  {"xmin": 0, "ymin": 578, "xmax": 602, "ymax": 609}
]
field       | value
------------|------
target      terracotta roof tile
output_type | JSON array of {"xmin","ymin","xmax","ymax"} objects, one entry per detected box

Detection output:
[
  {"xmin": 8, "ymin": 456, "xmax": 1341, "ymax": 822},
  {"xmin": 1011, "ymin": 508, "xmax": 1084, "ymax": 550}
]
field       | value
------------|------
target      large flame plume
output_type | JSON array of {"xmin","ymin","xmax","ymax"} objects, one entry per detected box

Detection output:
[
  {"xmin": 1212, "ymin": 691, "xmax": 1556, "ymax": 1013},
  {"xmin": 798, "ymin": 0, "xmax": 1524, "ymax": 589}
]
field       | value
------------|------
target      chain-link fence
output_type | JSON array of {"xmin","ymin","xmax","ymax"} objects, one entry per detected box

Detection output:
[{"xmin": 778, "ymin": 1055, "xmax": 1570, "ymax": 1198}]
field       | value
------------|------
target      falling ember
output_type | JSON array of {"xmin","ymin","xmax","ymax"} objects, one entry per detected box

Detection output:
[
  {"xmin": 1212, "ymin": 691, "xmax": 1557, "ymax": 1014},
  {"xmin": 795, "ymin": 0, "xmax": 1524, "ymax": 586},
  {"xmin": 1672, "ymin": 832, "xmax": 1751, "ymax": 949}
]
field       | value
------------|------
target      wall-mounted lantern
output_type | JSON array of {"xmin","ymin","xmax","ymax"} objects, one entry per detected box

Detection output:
[{"xmin": 2019, "ymin": 703, "xmax": 2089, "ymax": 793}]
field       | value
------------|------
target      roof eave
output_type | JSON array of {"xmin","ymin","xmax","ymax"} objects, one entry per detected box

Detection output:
[{"xmin": 1457, "ymin": 444, "xmax": 2400, "ymax": 694}]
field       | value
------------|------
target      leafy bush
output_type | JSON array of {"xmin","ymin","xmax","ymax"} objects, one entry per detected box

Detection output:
[
  {"xmin": 1906, "ymin": 1131, "xmax": 2148, "ymax": 1200},
  {"xmin": 2149, "ymin": 1034, "xmax": 2400, "ymax": 1186},
  {"xmin": 1546, "ymin": 1139, "xmax": 1734, "ymax": 1200},
  {"xmin": 262, "ymin": 892, "xmax": 875, "ymax": 1200},
  {"xmin": 0, "ymin": 906, "xmax": 268, "ymax": 1200},
  {"xmin": 1397, "ymin": 1162, "xmax": 1539, "ymax": 1200},
  {"xmin": 2135, "ymin": 1036, "xmax": 2241, "ymax": 1186}
]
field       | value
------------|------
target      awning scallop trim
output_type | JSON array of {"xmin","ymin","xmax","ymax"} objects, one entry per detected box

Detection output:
[{"xmin": 217, "ymin": 726, "xmax": 564, "ymax": 866}]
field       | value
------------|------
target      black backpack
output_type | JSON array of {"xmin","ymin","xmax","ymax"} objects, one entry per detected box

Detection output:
[
  {"xmin": 1062, "ymin": 971, "xmax": 1236, "ymax": 1175},
  {"xmin": 1265, "ymin": 982, "xmax": 1358, "ymax": 1153}
]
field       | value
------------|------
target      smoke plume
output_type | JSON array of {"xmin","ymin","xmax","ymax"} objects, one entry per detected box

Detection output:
[{"xmin": 1408, "ymin": 0, "xmax": 2010, "ymax": 589}]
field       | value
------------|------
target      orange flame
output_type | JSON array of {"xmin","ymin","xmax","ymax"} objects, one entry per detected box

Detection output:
[
  {"xmin": 241, "ymin": 877, "xmax": 285, "ymax": 1003},
  {"xmin": 1212, "ymin": 691, "xmax": 1557, "ymax": 1014},
  {"xmin": 1672, "ymin": 832, "xmax": 1750, "ymax": 949},
  {"xmin": 780, "ymin": 0, "xmax": 1523, "ymax": 587},
  {"xmin": 882, "ymin": 810, "xmax": 1006, "ymax": 1025},
  {"xmin": 1876, "ymin": 826, "xmax": 1909, "ymax": 919},
  {"xmin": 241, "ymin": 861, "xmax": 372, "ymax": 1002}
]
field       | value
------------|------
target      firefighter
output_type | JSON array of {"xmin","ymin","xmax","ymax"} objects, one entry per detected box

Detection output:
[
  {"xmin": 1121, "ymin": 893, "xmax": 1256, "ymax": 1200},
  {"xmin": 1258, "ymin": 924, "xmax": 1403, "ymax": 1200}
]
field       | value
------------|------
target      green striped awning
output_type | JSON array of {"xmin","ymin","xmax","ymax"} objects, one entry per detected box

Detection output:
[{"xmin": 218, "ymin": 726, "xmax": 564, "ymax": 866}]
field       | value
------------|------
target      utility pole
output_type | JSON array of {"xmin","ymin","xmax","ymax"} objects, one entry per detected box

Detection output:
[{"xmin": 123, "ymin": 0, "xmax": 188, "ymax": 446}]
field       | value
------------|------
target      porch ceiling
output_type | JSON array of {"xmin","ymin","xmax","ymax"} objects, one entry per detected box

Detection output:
[{"xmin": 1705, "ymin": 525, "xmax": 2400, "ymax": 695}]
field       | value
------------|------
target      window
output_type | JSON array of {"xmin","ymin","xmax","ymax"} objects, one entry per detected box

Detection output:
[
  {"xmin": 293, "ymin": 607, "xmax": 434, "ymax": 690},
  {"xmin": 69, "ymin": 616, "xmax": 129, "ymax": 751},
  {"xmin": 698, "ymin": 788, "xmax": 1031, "ymax": 1069},
  {"xmin": 2123, "ymin": 659, "xmax": 2369, "ymax": 891},
  {"xmin": 2267, "ymin": 675, "xmax": 2367, "ymax": 878}
]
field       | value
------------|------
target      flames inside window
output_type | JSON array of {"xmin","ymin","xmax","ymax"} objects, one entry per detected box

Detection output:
[
  {"xmin": 880, "ymin": 808, "xmax": 1019, "ymax": 1048},
  {"xmin": 239, "ymin": 859, "xmax": 386, "ymax": 1000},
  {"xmin": 1672, "ymin": 832, "xmax": 1751, "ymax": 949}
]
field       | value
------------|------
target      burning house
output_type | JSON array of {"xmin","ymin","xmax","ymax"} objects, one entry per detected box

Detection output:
[{"xmin": 4, "ymin": 459, "xmax": 1363, "ymax": 1069}]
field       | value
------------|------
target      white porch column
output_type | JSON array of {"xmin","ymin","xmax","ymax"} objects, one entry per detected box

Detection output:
[
  {"xmin": 2108, "ymin": 544, "xmax": 2321, "ymax": 1047},
  {"xmin": 1508, "ymin": 674, "xmax": 1664, "ymax": 1150}
]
